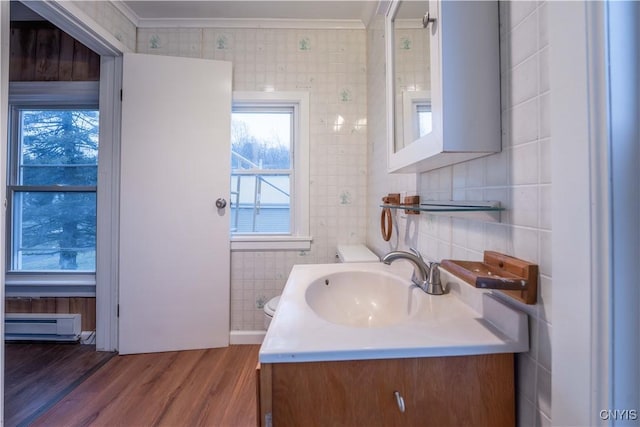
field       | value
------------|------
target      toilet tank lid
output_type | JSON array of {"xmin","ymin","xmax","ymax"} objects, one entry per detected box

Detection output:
[{"xmin": 336, "ymin": 244, "xmax": 379, "ymax": 263}]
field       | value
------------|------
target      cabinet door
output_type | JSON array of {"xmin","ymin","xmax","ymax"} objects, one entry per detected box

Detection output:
[
  {"xmin": 386, "ymin": 0, "xmax": 501, "ymax": 173},
  {"xmin": 270, "ymin": 359, "xmax": 407, "ymax": 426},
  {"xmin": 267, "ymin": 354, "xmax": 514, "ymax": 427},
  {"xmin": 404, "ymin": 354, "xmax": 515, "ymax": 426}
]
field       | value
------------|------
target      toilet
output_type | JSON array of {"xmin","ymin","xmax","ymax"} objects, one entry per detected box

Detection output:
[
  {"xmin": 263, "ymin": 244, "xmax": 379, "ymax": 329},
  {"xmin": 263, "ymin": 295, "xmax": 281, "ymax": 330},
  {"xmin": 334, "ymin": 244, "xmax": 380, "ymax": 264}
]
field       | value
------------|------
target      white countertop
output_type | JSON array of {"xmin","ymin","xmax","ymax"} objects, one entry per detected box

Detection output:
[{"xmin": 259, "ymin": 262, "xmax": 528, "ymax": 363}]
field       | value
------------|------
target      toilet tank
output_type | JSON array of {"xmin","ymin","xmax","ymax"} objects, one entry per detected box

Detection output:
[{"xmin": 336, "ymin": 244, "xmax": 379, "ymax": 263}]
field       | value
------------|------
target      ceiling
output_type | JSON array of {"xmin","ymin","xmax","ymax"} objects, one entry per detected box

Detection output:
[{"xmin": 121, "ymin": 1, "xmax": 381, "ymax": 26}]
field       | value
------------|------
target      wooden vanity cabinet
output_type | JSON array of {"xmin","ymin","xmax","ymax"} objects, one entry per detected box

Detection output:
[{"xmin": 258, "ymin": 353, "xmax": 515, "ymax": 427}]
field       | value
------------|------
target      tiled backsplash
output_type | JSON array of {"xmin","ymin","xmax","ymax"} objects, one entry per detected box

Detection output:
[{"xmin": 367, "ymin": 2, "xmax": 551, "ymax": 426}]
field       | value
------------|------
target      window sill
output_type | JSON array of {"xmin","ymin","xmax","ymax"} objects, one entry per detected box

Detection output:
[
  {"xmin": 231, "ymin": 235, "xmax": 312, "ymax": 251},
  {"xmin": 5, "ymin": 273, "xmax": 96, "ymax": 297}
]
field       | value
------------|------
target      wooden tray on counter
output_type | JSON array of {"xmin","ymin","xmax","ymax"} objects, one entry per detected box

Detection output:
[{"xmin": 441, "ymin": 251, "xmax": 538, "ymax": 305}]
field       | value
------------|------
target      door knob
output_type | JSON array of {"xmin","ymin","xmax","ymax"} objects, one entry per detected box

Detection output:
[
  {"xmin": 422, "ymin": 12, "xmax": 436, "ymax": 28},
  {"xmin": 215, "ymin": 198, "xmax": 227, "ymax": 209}
]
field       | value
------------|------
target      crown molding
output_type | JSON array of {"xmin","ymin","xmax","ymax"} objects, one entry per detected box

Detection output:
[
  {"xmin": 107, "ymin": 1, "xmax": 367, "ymax": 30},
  {"xmin": 361, "ymin": 1, "xmax": 380, "ymax": 28},
  {"xmin": 109, "ymin": 0, "xmax": 140, "ymax": 27},
  {"xmin": 376, "ymin": 1, "xmax": 392, "ymax": 17},
  {"xmin": 134, "ymin": 17, "xmax": 365, "ymax": 30}
]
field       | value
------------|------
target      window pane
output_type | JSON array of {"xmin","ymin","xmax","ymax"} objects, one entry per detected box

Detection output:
[
  {"xmin": 11, "ymin": 191, "xmax": 96, "ymax": 271},
  {"xmin": 231, "ymin": 107, "xmax": 293, "ymax": 235},
  {"xmin": 19, "ymin": 109, "xmax": 99, "ymax": 186},
  {"xmin": 231, "ymin": 111, "xmax": 291, "ymax": 170},
  {"xmin": 230, "ymin": 174, "xmax": 290, "ymax": 233},
  {"xmin": 416, "ymin": 103, "xmax": 432, "ymax": 138}
]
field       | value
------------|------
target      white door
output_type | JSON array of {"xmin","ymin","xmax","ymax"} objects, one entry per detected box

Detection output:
[{"xmin": 118, "ymin": 53, "xmax": 232, "ymax": 354}]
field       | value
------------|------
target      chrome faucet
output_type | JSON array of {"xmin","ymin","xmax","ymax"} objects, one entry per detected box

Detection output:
[{"xmin": 382, "ymin": 248, "xmax": 445, "ymax": 295}]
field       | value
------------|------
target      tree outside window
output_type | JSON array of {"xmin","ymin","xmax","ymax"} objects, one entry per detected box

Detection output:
[{"xmin": 9, "ymin": 108, "xmax": 98, "ymax": 271}]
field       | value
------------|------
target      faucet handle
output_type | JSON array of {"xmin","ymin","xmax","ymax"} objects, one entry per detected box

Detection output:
[
  {"xmin": 427, "ymin": 261, "xmax": 440, "ymax": 283},
  {"xmin": 409, "ymin": 247, "xmax": 424, "ymax": 260},
  {"xmin": 426, "ymin": 262, "xmax": 444, "ymax": 295}
]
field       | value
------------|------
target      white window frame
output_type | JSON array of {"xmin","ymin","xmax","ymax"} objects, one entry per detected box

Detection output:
[
  {"xmin": 402, "ymin": 90, "xmax": 431, "ymax": 143},
  {"xmin": 5, "ymin": 81, "xmax": 99, "ymax": 296},
  {"xmin": 230, "ymin": 91, "xmax": 311, "ymax": 251}
]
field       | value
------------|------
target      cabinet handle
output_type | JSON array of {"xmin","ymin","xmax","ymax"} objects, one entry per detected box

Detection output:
[{"xmin": 393, "ymin": 391, "xmax": 406, "ymax": 413}]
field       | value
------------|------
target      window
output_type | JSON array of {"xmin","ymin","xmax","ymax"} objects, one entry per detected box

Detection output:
[
  {"xmin": 402, "ymin": 90, "xmax": 432, "ymax": 142},
  {"xmin": 231, "ymin": 107, "xmax": 292, "ymax": 234},
  {"xmin": 7, "ymin": 83, "xmax": 99, "ymax": 273},
  {"xmin": 230, "ymin": 92, "xmax": 310, "ymax": 250},
  {"xmin": 416, "ymin": 102, "xmax": 433, "ymax": 138}
]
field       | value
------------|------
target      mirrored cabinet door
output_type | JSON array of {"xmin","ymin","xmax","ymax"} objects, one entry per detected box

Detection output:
[
  {"xmin": 386, "ymin": 0, "xmax": 501, "ymax": 173},
  {"xmin": 389, "ymin": 0, "xmax": 434, "ymax": 152}
]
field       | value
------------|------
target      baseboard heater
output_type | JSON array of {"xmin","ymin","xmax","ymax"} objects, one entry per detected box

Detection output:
[{"xmin": 5, "ymin": 313, "xmax": 81, "ymax": 342}]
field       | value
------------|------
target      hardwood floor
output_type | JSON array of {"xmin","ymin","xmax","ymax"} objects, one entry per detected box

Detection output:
[
  {"xmin": 32, "ymin": 345, "xmax": 261, "ymax": 427},
  {"xmin": 4, "ymin": 343, "xmax": 116, "ymax": 427}
]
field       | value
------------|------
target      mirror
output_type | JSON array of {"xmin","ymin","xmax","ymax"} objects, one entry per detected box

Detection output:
[{"xmin": 387, "ymin": 1, "xmax": 433, "ymax": 153}]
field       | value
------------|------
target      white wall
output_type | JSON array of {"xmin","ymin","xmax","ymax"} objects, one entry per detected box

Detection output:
[{"xmin": 367, "ymin": 2, "xmax": 551, "ymax": 425}]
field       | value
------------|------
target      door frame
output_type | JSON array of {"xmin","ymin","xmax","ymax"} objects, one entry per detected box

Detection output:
[
  {"xmin": 550, "ymin": 1, "xmax": 640, "ymax": 424},
  {"xmin": 1, "ymin": 1, "xmax": 11, "ymax": 420},
  {"xmin": 18, "ymin": 1, "xmax": 130, "ymax": 351}
]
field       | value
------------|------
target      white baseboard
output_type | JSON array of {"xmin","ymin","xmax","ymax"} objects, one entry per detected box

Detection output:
[
  {"xmin": 80, "ymin": 331, "xmax": 96, "ymax": 345},
  {"xmin": 230, "ymin": 330, "xmax": 265, "ymax": 345}
]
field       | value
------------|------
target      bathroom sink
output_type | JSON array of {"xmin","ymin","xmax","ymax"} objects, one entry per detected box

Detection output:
[
  {"xmin": 305, "ymin": 271, "xmax": 419, "ymax": 328},
  {"xmin": 260, "ymin": 262, "xmax": 529, "ymax": 363}
]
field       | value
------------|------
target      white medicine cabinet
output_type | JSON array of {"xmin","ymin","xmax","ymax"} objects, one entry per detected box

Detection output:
[{"xmin": 386, "ymin": 0, "xmax": 501, "ymax": 173}]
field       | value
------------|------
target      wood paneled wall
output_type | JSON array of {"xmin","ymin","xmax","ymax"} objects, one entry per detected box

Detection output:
[
  {"xmin": 10, "ymin": 21, "xmax": 100, "ymax": 81},
  {"xmin": 5, "ymin": 298, "xmax": 96, "ymax": 331}
]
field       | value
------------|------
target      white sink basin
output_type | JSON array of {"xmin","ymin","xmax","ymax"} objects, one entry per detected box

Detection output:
[
  {"xmin": 259, "ymin": 262, "xmax": 529, "ymax": 363},
  {"xmin": 305, "ymin": 271, "xmax": 419, "ymax": 328}
]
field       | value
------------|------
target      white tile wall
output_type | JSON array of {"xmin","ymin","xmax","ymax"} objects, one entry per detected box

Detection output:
[
  {"xmin": 71, "ymin": 1, "xmax": 136, "ymax": 51},
  {"xmin": 366, "ymin": 1, "xmax": 551, "ymax": 425},
  {"xmin": 137, "ymin": 26, "xmax": 369, "ymax": 330}
]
